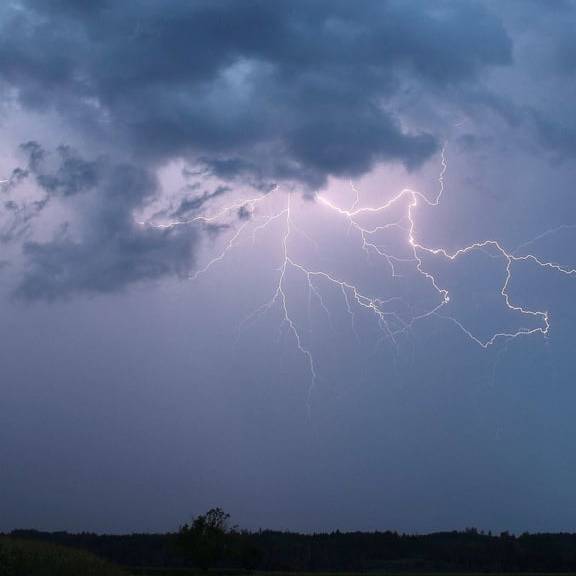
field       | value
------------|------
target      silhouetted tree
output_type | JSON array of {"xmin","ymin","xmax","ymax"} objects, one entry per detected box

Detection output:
[{"xmin": 177, "ymin": 508, "xmax": 230, "ymax": 571}]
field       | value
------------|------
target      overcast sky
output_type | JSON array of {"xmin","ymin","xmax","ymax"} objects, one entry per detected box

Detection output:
[{"xmin": 1, "ymin": 0, "xmax": 576, "ymax": 534}]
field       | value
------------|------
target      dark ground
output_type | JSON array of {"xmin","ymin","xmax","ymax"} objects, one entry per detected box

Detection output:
[{"xmin": 6, "ymin": 529, "xmax": 576, "ymax": 574}]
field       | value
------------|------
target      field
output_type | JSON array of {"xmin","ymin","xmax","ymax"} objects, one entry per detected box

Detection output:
[
  {"xmin": 0, "ymin": 537, "xmax": 125, "ymax": 576},
  {"xmin": 2, "ymin": 539, "xmax": 576, "ymax": 576}
]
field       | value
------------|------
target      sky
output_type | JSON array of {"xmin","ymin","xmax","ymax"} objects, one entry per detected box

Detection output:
[{"xmin": 1, "ymin": 0, "xmax": 576, "ymax": 535}]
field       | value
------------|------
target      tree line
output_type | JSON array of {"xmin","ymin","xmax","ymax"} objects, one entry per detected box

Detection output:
[{"xmin": 8, "ymin": 511, "xmax": 576, "ymax": 572}]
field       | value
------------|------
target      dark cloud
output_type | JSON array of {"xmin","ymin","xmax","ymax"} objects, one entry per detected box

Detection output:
[
  {"xmin": 0, "ymin": 0, "xmax": 512, "ymax": 186},
  {"xmin": 530, "ymin": 112, "xmax": 576, "ymax": 160},
  {"xmin": 18, "ymin": 220, "xmax": 195, "ymax": 300},
  {"xmin": 35, "ymin": 146, "xmax": 102, "ymax": 198},
  {"xmin": 174, "ymin": 185, "xmax": 231, "ymax": 218},
  {"xmin": 9, "ymin": 144, "xmax": 197, "ymax": 300},
  {"xmin": 1, "ymin": 166, "xmax": 29, "ymax": 196},
  {"xmin": 1, "ymin": 142, "xmax": 103, "ymax": 245},
  {"xmin": 0, "ymin": 0, "xmax": 515, "ymax": 298},
  {"xmin": 237, "ymin": 205, "xmax": 253, "ymax": 221},
  {"xmin": 0, "ymin": 143, "xmax": 52, "ymax": 243},
  {"xmin": 501, "ymin": 1, "xmax": 576, "ymax": 160},
  {"xmin": 0, "ymin": 198, "xmax": 43, "ymax": 244}
]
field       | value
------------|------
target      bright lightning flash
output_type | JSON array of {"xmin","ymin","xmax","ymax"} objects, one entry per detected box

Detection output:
[{"xmin": 140, "ymin": 150, "xmax": 576, "ymax": 407}]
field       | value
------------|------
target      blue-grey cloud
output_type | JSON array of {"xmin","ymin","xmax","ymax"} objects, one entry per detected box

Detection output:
[
  {"xmin": 0, "ymin": 0, "xmax": 515, "ymax": 297},
  {"xmin": 9, "ymin": 143, "xmax": 197, "ymax": 299},
  {"xmin": 0, "ymin": 0, "xmax": 512, "ymax": 184},
  {"xmin": 174, "ymin": 185, "xmax": 231, "ymax": 218}
]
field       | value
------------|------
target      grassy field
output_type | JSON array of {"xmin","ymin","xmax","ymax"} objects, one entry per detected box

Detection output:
[
  {"xmin": 0, "ymin": 536, "xmax": 126, "ymax": 575},
  {"xmin": 2, "ymin": 541, "xmax": 576, "ymax": 576}
]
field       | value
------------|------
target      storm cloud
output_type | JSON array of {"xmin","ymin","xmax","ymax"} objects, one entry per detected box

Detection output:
[
  {"xmin": 0, "ymin": 0, "xmax": 518, "ymax": 297},
  {"xmin": 3, "ymin": 142, "xmax": 197, "ymax": 299},
  {"xmin": 0, "ymin": 0, "xmax": 513, "ymax": 182}
]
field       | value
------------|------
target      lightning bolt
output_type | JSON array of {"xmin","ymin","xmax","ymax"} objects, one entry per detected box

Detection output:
[
  {"xmin": 316, "ymin": 149, "xmax": 576, "ymax": 350},
  {"xmin": 140, "ymin": 148, "xmax": 576, "ymax": 412},
  {"xmin": 138, "ymin": 189, "xmax": 275, "ymax": 230}
]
